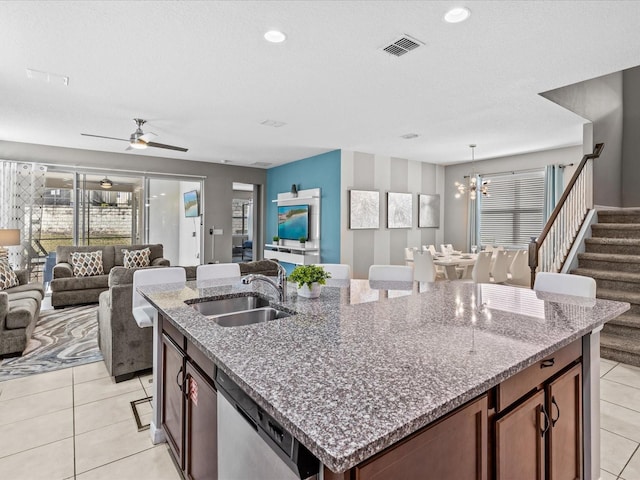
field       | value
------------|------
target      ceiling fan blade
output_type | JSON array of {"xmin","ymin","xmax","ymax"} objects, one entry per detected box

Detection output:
[
  {"xmin": 139, "ymin": 131, "xmax": 157, "ymax": 142},
  {"xmin": 146, "ymin": 141, "xmax": 189, "ymax": 152},
  {"xmin": 81, "ymin": 133, "xmax": 129, "ymax": 142}
]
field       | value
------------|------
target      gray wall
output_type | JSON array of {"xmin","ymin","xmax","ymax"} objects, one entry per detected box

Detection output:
[
  {"xmin": 0, "ymin": 140, "xmax": 266, "ymax": 264},
  {"xmin": 444, "ymin": 146, "xmax": 583, "ymax": 251},
  {"xmin": 341, "ymin": 150, "xmax": 444, "ymax": 279},
  {"xmin": 541, "ymin": 72, "xmax": 623, "ymax": 207},
  {"xmin": 623, "ymin": 66, "xmax": 640, "ymax": 206}
]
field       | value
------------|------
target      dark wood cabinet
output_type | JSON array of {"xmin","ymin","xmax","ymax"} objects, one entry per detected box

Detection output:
[
  {"xmin": 162, "ymin": 333, "xmax": 185, "ymax": 468},
  {"xmin": 162, "ymin": 319, "xmax": 218, "ymax": 480},
  {"xmin": 496, "ymin": 390, "xmax": 546, "ymax": 480},
  {"xmin": 547, "ymin": 364, "xmax": 582, "ymax": 480},
  {"xmin": 355, "ymin": 395, "xmax": 488, "ymax": 480},
  {"xmin": 494, "ymin": 341, "xmax": 582, "ymax": 480},
  {"xmin": 185, "ymin": 361, "xmax": 218, "ymax": 480}
]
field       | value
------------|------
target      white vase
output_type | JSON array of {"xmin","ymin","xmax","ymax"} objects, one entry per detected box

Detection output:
[{"xmin": 297, "ymin": 283, "xmax": 322, "ymax": 298}]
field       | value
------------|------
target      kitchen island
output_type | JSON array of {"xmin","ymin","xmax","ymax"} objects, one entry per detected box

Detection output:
[{"xmin": 140, "ymin": 278, "xmax": 629, "ymax": 479}]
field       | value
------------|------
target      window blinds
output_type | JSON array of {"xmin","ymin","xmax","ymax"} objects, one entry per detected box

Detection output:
[{"xmin": 478, "ymin": 170, "xmax": 545, "ymax": 249}]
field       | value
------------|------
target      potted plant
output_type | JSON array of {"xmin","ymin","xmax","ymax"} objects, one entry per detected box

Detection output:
[
  {"xmin": 299, "ymin": 236, "xmax": 307, "ymax": 247},
  {"xmin": 272, "ymin": 235, "xmax": 281, "ymax": 246},
  {"xmin": 289, "ymin": 265, "xmax": 331, "ymax": 299}
]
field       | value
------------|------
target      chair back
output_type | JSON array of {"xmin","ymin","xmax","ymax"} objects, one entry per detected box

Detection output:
[
  {"xmin": 491, "ymin": 250, "xmax": 510, "ymax": 284},
  {"xmin": 132, "ymin": 267, "xmax": 186, "ymax": 328},
  {"xmin": 197, "ymin": 263, "xmax": 241, "ymax": 281},
  {"xmin": 412, "ymin": 251, "xmax": 436, "ymax": 282},
  {"xmin": 440, "ymin": 244, "xmax": 453, "ymax": 254},
  {"xmin": 507, "ymin": 250, "xmax": 530, "ymax": 287},
  {"xmin": 404, "ymin": 247, "xmax": 415, "ymax": 263},
  {"xmin": 423, "ymin": 244, "xmax": 437, "ymax": 256},
  {"xmin": 315, "ymin": 264, "xmax": 351, "ymax": 280},
  {"xmin": 471, "ymin": 252, "xmax": 493, "ymax": 283},
  {"xmin": 505, "ymin": 250, "xmax": 517, "ymax": 273},
  {"xmin": 368, "ymin": 265, "xmax": 414, "ymax": 282},
  {"xmin": 533, "ymin": 272, "xmax": 596, "ymax": 298}
]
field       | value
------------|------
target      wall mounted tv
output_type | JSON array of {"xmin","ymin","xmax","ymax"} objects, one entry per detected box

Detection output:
[
  {"xmin": 277, "ymin": 205, "xmax": 309, "ymax": 240},
  {"xmin": 183, "ymin": 190, "xmax": 200, "ymax": 217}
]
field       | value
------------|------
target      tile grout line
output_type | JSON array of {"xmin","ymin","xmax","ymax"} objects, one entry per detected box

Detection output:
[
  {"xmin": 602, "ymin": 376, "xmax": 640, "ymax": 392},
  {"xmin": 601, "ymin": 397, "xmax": 640, "ymax": 416},
  {"xmin": 601, "ymin": 426, "xmax": 640, "ymax": 447},
  {"xmin": 617, "ymin": 443, "xmax": 640, "ymax": 479}
]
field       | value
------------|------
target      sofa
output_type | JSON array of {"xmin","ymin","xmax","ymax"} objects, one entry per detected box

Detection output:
[
  {"xmin": 0, "ymin": 269, "xmax": 45, "ymax": 356},
  {"xmin": 51, "ymin": 244, "xmax": 169, "ymax": 308},
  {"xmin": 96, "ymin": 260, "xmax": 278, "ymax": 381},
  {"xmin": 97, "ymin": 265, "xmax": 196, "ymax": 382}
]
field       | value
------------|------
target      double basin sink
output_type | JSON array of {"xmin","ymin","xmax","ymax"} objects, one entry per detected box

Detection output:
[{"xmin": 190, "ymin": 295, "xmax": 291, "ymax": 327}]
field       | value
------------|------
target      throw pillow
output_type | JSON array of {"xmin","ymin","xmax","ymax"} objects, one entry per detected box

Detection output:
[
  {"xmin": 71, "ymin": 251, "xmax": 104, "ymax": 277},
  {"xmin": 0, "ymin": 258, "xmax": 19, "ymax": 290},
  {"xmin": 122, "ymin": 248, "xmax": 151, "ymax": 268}
]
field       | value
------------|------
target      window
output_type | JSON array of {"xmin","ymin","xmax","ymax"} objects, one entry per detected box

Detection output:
[{"xmin": 478, "ymin": 170, "xmax": 545, "ymax": 249}]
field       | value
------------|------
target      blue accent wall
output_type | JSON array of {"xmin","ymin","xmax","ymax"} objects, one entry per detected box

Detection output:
[{"xmin": 266, "ymin": 150, "xmax": 341, "ymax": 272}]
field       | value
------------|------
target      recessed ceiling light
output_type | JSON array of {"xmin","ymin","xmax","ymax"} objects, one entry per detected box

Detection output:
[
  {"xmin": 264, "ymin": 30, "xmax": 287, "ymax": 43},
  {"xmin": 444, "ymin": 7, "xmax": 471, "ymax": 23}
]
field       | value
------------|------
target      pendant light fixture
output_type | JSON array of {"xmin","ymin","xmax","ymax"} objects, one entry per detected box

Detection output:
[
  {"xmin": 454, "ymin": 144, "xmax": 490, "ymax": 200},
  {"xmin": 100, "ymin": 177, "xmax": 113, "ymax": 189}
]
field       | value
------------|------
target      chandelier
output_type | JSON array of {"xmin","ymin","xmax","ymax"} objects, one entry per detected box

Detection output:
[{"xmin": 454, "ymin": 144, "xmax": 490, "ymax": 200}]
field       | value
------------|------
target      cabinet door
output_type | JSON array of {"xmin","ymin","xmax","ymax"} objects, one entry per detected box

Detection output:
[
  {"xmin": 547, "ymin": 363, "xmax": 582, "ymax": 480},
  {"xmin": 496, "ymin": 390, "xmax": 545, "ymax": 480},
  {"xmin": 162, "ymin": 333, "xmax": 185, "ymax": 469},
  {"xmin": 185, "ymin": 361, "xmax": 218, "ymax": 480},
  {"xmin": 356, "ymin": 395, "xmax": 487, "ymax": 480}
]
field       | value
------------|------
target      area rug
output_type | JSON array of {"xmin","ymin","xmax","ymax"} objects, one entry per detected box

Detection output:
[{"xmin": 0, "ymin": 305, "xmax": 103, "ymax": 382}]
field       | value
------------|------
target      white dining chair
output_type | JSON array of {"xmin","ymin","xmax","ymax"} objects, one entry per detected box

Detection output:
[
  {"xmin": 491, "ymin": 250, "xmax": 510, "ymax": 284},
  {"xmin": 368, "ymin": 265, "xmax": 414, "ymax": 282},
  {"xmin": 196, "ymin": 263, "xmax": 241, "ymax": 281},
  {"xmin": 471, "ymin": 251, "xmax": 493, "ymax": 283},
  {"xmin": 412, "ymin": 251, "xmax": 437, "ymax": 282},
  {"xmin": 533, "ymin": 272, "xmax": 596, "ymax": 298},
  {"xmin": 424, "ymin": 245, "xmax": 438, "ymax": 256},
  {"xmin": 506, "ymin": 250, "xmax": 531, "ymax": 287},
  {"xmin": 404, "ymin": 247, "xmax": 415, "ymax": 265},
  {"xmin": 440, "ymin": 244, "xmax": 454, "ymax": 255},
  {"xmin": 505, "ymin": 250, "xmax": 517, "ymax": 273},
  {"xmin": 133, "ymin": 267, "xmax": 187, "ymax": 328},
  {"xmin": 314, "ymin": 263, "xmax": 351, "ymax": 280}
]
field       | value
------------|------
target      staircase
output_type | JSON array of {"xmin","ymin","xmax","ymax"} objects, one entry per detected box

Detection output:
[{"xmin": 572, "ymin": 209, "xmax": 640, "ymax": 367}]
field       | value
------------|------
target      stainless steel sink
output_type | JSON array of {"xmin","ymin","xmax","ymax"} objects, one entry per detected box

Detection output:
[
  {"xmin": 190, "ymin": 295, "xmax": 270, "ymax": 317},
  {"xmin": 189, "ymin": 295, "xmax": 292, "ymax": 327},
  {"xmin": 212, "ymin": 307, "xmax": 291, "ymax": 327}
]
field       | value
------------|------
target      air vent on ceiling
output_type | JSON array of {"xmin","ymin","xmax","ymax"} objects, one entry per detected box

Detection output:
[
  {"xmin": 260, "ymin": 120, "xmax": 287, "ymax": 128},
  {"xmin": 251, "ymin": 161, "xmax": 272, "ymax": 167},
  {"xmin": 400, "ymin": 133, "xmax": 419, "ymax": 139},
  {"xmin": 381, "ymin": 35, "xmax": 423, "ymax": 57}
]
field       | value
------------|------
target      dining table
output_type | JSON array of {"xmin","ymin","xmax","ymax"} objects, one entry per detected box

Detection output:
[{"xmin": 432, "ymin": 252, "xmax": 477, "ymax": 279}]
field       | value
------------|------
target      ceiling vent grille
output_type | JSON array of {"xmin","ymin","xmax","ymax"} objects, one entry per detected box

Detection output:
[{"xmin": 381, "ymin": 35, "xmax": 423, "ymax": 57}]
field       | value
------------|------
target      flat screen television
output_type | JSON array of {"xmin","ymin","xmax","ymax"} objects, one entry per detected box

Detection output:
[
  {"xmin": 277, "ymin": 205, "xmax": 309, "ymax": 240},
  {"xmin": 183, "ymin": 190, "xmax": 200, "ymax": 217}
]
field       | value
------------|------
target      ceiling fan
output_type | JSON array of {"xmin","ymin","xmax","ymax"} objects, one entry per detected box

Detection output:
[{"xmin": 81, "ymin": 118, "xmax": 188, "ymax": 152}]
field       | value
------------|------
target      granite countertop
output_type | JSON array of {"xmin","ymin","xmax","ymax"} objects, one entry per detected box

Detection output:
[{"xmin": 140, "ymin": 278, "xmax": 629, "ymax": 473}]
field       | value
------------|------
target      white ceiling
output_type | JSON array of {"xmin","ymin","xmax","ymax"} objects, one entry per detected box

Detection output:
[{"xmin": 1, "ymin": 1, "xmax": 639, "ymax": 167}]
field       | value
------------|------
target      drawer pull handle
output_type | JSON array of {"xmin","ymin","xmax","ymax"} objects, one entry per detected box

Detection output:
[
  {"xmin": 551, "ymin": 396, "xmax": 560, "ymax": 427},
  {"xmin": 540, "ymin": 404, "xmax": 550, "ymax": 437},
  {"xmin": 176, "ymin": 366, "xmax": 184, "ymax": 389},
  {"xmin": 540, "ymin": 358, "xmax": 555, "ymax": 368}
]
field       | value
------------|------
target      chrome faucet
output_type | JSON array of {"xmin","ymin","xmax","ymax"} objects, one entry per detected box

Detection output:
[{"xmin": 241, "ymin": 262, "xmax": 288, "ymax": 302}]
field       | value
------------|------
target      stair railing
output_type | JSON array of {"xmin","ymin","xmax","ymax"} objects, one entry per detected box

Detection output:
[{"xmin": 528, "ymin": 143, "xmax": 604, "ymax": 287}]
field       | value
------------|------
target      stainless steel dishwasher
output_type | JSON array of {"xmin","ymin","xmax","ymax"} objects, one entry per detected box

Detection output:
[{"xmin": 215, "ymin": 369, "xmax": 319, "ymax": 480}]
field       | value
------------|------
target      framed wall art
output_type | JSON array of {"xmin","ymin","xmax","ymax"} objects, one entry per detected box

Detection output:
[
  {"xmin": 418, "ymin": 194, "xmax": 440, "ymax": 228},
  {"xmin": 349, "ymin": 190, "xmax": 380, "ymax": 229},
  {"xmin": 387, "ymin": 192, "xmax": 412, "ymax": 229}
]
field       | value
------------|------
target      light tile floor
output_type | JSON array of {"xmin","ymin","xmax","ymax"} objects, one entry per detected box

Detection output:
[
  {"xmin": 1, "ymin": 357, "xmax": 639, "ymax": 479},
  {"xmin": 0, "ymin": 361, "xmax": 180, "ymax": 480}
]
